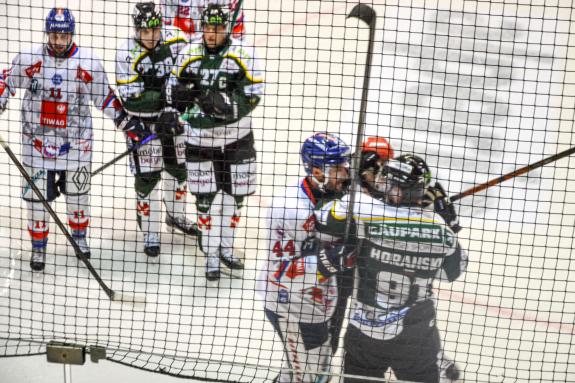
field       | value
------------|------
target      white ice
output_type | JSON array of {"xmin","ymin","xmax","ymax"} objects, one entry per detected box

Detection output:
[{"xmin": 0, "ymin": 0, "xmax": 574, "ymax": 382}]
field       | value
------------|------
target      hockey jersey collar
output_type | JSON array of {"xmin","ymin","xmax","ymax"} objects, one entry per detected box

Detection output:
[{"xmin": 301, "ymin": 177, "xmax": 325, "ymax": 207}]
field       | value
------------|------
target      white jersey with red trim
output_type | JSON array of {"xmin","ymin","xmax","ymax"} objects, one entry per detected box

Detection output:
[
  {"xmin": 162, "ymin": 0, "xmax": 245, "ymax": 38},
  {"xmin": 257, "ymin": 179, "xmax": 338, "ymax": 324},
  {"xmin": 0, "ymin": 44, "xmax": 118, "ymax": 170}
]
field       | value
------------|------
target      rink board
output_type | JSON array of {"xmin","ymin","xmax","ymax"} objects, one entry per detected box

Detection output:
[{"xmin": 0, "ymin": 0, "xmax": 574, "ymax": 382}]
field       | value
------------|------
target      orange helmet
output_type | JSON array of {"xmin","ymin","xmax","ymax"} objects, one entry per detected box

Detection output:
[{"xmin": 361, "ymin": 137, "xmax": 394, "ymax": 161}]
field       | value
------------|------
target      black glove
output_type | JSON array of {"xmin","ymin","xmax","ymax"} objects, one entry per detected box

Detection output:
[
  {"xmin": 163, "ymin": 82, "xmax": 200, "ymax": 114},
  {"xmin": 196, "ymin": 90, "xmax": 236, "ymax": 120},
  {"xmin": 155, "ymin": 108, "xmax": 184, "ymax": 138},
  {"xmin": 316, "ymin": 241, "xmax": 357, "ymax": 277},
  {"xmin": 115, "ymin": 111, "xmax": 149, "ymax": 143},
  {"xmin": 427, "ymin": 182, "xmax": 462, "ymax": 233}
]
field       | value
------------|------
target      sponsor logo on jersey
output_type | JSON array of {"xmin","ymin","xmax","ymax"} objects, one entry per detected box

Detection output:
[
  {"xmin": 25, "ymin": 61, "xmax": 42, "ymax": 78},
  {"xmin": 51, "ymin": 73, "xmax": 63, "ymax": 85},
  {"xmin": 367, "ymin": 222, "xmax": 447, "ymax": 244},
  {"xmin": 352, "ymin": 306, "xmax": 410, "ymax": 327},
  {"xmin": 370, "ymin": 248, "xmax": 443, "ymax": 270},
  {"xmin": 40, "ymin": 100, "xmax": 68, "ymax": 129}
]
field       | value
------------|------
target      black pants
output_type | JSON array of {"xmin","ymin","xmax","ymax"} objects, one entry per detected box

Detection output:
[
  {"xmin": 185, "ymin": 132, "xmax": 256, "ymax": 195},
  {"xmin": 344, "ymin": 302, "xmax": 441, "ymax": 383}
]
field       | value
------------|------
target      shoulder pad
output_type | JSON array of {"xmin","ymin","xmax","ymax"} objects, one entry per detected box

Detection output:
[
  {"xmin": 162, "ymin": 25, "xmax": 189, "ymax": 45},
  {"xmin": 227, "ymin": 41, "xmax": 255, "ymax": 60}
]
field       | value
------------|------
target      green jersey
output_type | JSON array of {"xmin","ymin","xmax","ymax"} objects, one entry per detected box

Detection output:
[
  {"xmin": 172, "ymin": 37, "xmax": 264, "ymax": 147},
  {"xmin": 116, "ymin": 26, "xmax": 188, "ymax": 117}
]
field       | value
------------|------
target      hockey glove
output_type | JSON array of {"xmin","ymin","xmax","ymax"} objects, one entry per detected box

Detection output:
[
  {"xmin": 163, "ymin": 82, "xmax": 200, "ymax": 114},
  {"xmin": 155, "ymin": 108, "xmax": 184, "ymax": 138},
  {"xmin": 115, "ymin": 111, "xmax": 150, "ymax": 144},
  {"xmin": 196, "ymin": 90, "xmax": 237, "ymax": 120},
  {"xmin": 428, "ymin": 182, "xmax": 462, "ymax": 233},
  {"xmin": 316, "ymin": 241, "xmax": 357, "ymax": 277}
]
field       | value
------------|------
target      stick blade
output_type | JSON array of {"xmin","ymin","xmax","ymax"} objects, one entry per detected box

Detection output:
[
  {"xmin": 111, "ymin": 291, "xmax": 147, "ymax": 306},
  {"xmin": 347, "ymin": 3, "xmax": 376, "ymax": 26}
]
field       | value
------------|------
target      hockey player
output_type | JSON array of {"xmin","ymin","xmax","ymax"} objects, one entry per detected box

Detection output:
[
  {"xmin": 162, "ymin": 0, "xmax": 245, "ymax": 39},
  {"xmin": 0, "ymin": 8, "xmax": 121, "ymax": 271},
  {"xmin": 169, "ymin": 3, "xmax": 263, "ymax": 280},
  {"xmin": 116, "ymin": 2, "xmax": 198, "ymax": 258},
  {"xmin": 256, "ymin": 132, "xmax": 352, "ymax": 383},
  {"xmin": 315, "ymin": 153, "xmax": 468, "ymax": 383},
  {"xmin": 329, "ymin": 136, "xmax": 395, "ymax": 353}
]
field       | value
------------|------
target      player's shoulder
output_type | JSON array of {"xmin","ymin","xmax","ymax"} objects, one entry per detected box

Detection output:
[
  {"xmin": 226, "ymin": 39, "xmax": 256, "ymax": 60},
  {"xmin": 14, "ymin": 45, "xmax": 43, "ymax": 65},
  {"xmin": 162, "ymin": 25, "xmax": 189, "ymax": 45},
  {"xmin": 117, "ymin": 38, "xmax": 145, "ymax": 62},
  {"xmin": 269, "ymin": 183, "xmax": 313, "ymax": 218},
  {"xmin": 177, "ymin": 40, "xmax": 204, "ymax": 59},
  {"xmin": 75, "ymin": 46, "xmax": 103, "ymax": 65}
]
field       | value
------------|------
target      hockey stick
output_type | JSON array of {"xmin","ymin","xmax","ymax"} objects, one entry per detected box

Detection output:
[
  {"xmin": 91, "ymin": 134, "xmax": 157, "ymax": 177},
  {"xmin": 450, "ymin": 145, "xmax": 575, "ymax": 203},
  {"xmin": 228, "ymin": 0, "xmax": 244, "ymax": 36},
  {"xmin": 344, "ymin": 4, "xmax": 377, "ymax": 240},
  {"xmin": 0, "ymin": 134, "xmax": 145, "ymax": 304}
]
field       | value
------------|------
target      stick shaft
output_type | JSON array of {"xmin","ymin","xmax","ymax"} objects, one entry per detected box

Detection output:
[
  {"xmin": 91, "ymin": 134, "xmax": 157, "ymax": 177},
  {"xmin": 451, "ymin": 146, "xmax": 575, "ymax": 202},
  {"xmin": 0, "ymin": 134, "xmax": 114, "ymax": 299},
  {"xmin": 345, "ymin": 4, "xmax": 377, "ymax": 240}
]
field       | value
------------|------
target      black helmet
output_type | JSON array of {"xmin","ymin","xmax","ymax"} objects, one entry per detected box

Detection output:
[
  {"xmin": 132, "ymin": 2, "xmax": 162, "ymax": 29},
  {"xmin": 383, "ymin": 154, "xmax": 431, "ymax": 206},
  {"xmin": 201, "ymin": 4, "xmax": 229, "ymax": 28}
]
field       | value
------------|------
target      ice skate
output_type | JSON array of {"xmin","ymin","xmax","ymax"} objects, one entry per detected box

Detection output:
[
  {"xmin": 73, "ymin": 236, "xmax": 91, "ymax": 259},
  {"xmin": 205, "ymin": 254, "xmax": 220, "ymax": 281},
  {"xmin": 144, "ymin": 233, "xmax": 160, "ymax": 258},
  {"xmin": 219, "ymin": 248, "xmax": 244, "ymax": 270},
  {"xmin": 30, "ymin": 246, "xmax": 46, "ymax": 272},
  {"xmin": 165, "ymin": 214, "xmax": 199, "ymax": 237}
]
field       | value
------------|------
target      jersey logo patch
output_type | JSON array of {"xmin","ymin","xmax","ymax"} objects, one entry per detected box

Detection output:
[
  {"xmin": 76, "ymin": 66, "xmax": 93, "ymax": 84},
  {"xmin": 25, "ymin": 62, "xmax": 42, "ymax": 78},
  {"xmin": 52, "ymin": 73, "xmax": 63, "ymax": 85},
  {"xmin": 40, "ymin": 100, "xmax": 68, "ymax": 128}
]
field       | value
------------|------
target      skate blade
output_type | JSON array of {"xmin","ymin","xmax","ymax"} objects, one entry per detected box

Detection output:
[{"xmin": 219, "ymin": 267, "xmax": 244, "ymax": 279}]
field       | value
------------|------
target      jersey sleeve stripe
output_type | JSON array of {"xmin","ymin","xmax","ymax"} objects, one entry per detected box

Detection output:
[
  {"xmin": 117, "ymin": 75, "xmax": 139, "ymax": 85},
  {"xmin": 223, "ymin": 53, "xmax": 263, "ymax": 83},
  {"xmin": 177, "ymin": 56, "xmax": 203, "ymax": 78}
]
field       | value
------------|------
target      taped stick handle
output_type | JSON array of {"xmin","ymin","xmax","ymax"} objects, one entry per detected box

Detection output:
[{"xmin": 451, "ymin": 146, "xmax": 575, "ymax": 202}]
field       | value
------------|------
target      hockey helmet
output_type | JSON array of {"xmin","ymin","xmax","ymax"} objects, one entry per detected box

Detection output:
[
  {"xmin": 301, "ymin": 133, "xmax": 351, "ymax": 174},
  {"xmin": 132, "ymin": 2, "xmax": 163, "ymax": 29},
  {"xmin": 202, "ymin": 4, "xmax": 230, "ymax": 27},
  {"xmin": 45, "ymin": 8, "xmax": 75, "ymax": 34},
  {"xmin": 383, "ymin": 154, "xmax": 432, "ymax": 206}
]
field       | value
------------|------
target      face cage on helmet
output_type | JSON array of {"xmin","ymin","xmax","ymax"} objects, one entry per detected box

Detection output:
[{"xmin": 384, "ymin": 177, "xmax": 425, "ymax": 206}]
